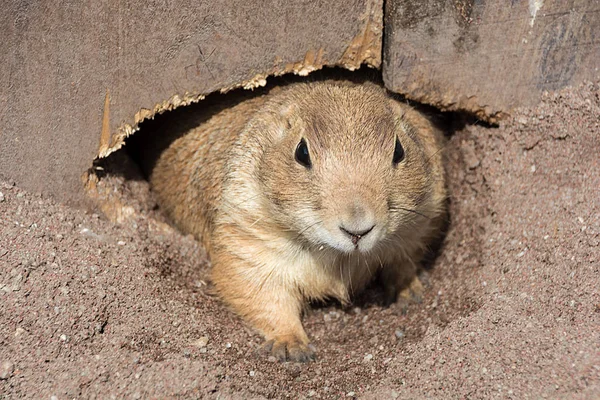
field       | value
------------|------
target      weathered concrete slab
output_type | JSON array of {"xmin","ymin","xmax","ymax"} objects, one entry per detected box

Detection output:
[
  {"xmin": 0, "ymin": 0, "xmax": 382, "ymax": 204},
  {"xmin": 383, "ymin": 0, "xmax": 600, "ymax": 122}
]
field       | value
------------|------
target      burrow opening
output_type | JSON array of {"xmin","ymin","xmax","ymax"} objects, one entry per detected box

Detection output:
[{"xmin": 86, "ymin": 66, "xmax": 490, "ymax": 348}]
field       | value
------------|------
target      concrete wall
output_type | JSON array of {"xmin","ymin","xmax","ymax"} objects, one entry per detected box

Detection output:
[{"xmin": 383, "ymin": 0, "xmax": 600, "ymax": 122}]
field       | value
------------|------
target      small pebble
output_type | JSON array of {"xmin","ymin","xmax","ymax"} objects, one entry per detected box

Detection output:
[
  {"xmin": 346, "ymin": 391, "xmax": 356, "ymax": 397},
  {"xmin": 395, "ymin": 330, "xmax": 405, "ymax": 339},
  {"xmin": 249, "ymin": 370, "xmax": 255, "ymax": 377},
  {"xmin": 60, "ymin": 334, "xmax": 67, "ymax": 342},
  {"xmin": 517, "ymin": 116, "xmax": 528, "ymax": 125},
  {"xmin": 193, "ymin": 336, "xmax": 209, "ymax": 347},
  {"xmin": 462, "ymin": 142, "xmax": 481, "ymax": 169},
  {"xmin": 0, "ymin": 192, "xmax": 4, "ymax": 202},
  {"xmin": 80, "ymin": 228, "xmax": 102, "ymax": 241},
  {"xmin": 267, "ymin": 356, "xmax": 277, "ymax": 363},
  {"xmin": 307, "ymin": 389, "xmax": 317, "ymax": 397},
  {"xmin": 0, "ymin": 361, "xmax": 14, "ymax": 380},
  {"xmin": 363, "ymin": 354, "xmax": 373, "ymax": 361},
  {"xmin": 117, "ymin": 240, "xmax": 126, "ymax": 246}
]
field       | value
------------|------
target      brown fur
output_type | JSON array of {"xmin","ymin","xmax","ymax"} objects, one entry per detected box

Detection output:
[{"xmin": 149, "ymin": 81, "xmax": 447, "ymax": 362}]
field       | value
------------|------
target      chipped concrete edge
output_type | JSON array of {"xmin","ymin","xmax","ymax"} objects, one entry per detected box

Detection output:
[
  {"xmin": 404, "ymin": 91, "xmax": 509, "ymax": 124},
  {"xmin": 97, "ymin": 92, "xmax": 207, "ymax": 159},
  {"xmin": 384, "ymin": 68, "xmax": 509, "ymax": 123}
]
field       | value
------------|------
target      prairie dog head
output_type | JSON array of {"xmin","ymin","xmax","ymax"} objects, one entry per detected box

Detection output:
[{"xmin": 231, "ymin": 82, "xmax": 440, "ymax": 255}]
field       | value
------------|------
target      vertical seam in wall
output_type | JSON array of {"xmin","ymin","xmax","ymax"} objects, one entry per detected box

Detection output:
[{"xmin": 381, "ymin": 0, "xmax": 394, "ymax": 88}]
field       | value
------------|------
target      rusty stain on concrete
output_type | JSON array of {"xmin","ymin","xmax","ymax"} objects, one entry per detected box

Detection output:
[
  {"xmin": 340, "ymin": 0, "xmax": 383, "ymax": 70},
  {"xmin": 98, "ymin": 91, "xmax": 112, "ymax": 158}
]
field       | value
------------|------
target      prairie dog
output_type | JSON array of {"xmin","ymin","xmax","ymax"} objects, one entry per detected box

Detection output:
[{"xmin": 149, "ymin": 81, "xmax": 447, "ymax": 362}]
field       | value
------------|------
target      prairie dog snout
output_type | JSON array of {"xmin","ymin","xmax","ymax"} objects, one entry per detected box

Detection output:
[
  {"xmin": 148, "ymin": 80, "xmax": 447, "ymax": 362},
  {"xmin": 320, "ymin": 180, "xmax": 383, "ymax": 253}
]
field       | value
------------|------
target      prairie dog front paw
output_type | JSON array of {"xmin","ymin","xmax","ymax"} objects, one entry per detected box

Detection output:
[{"xmin": 262, "ymin": 334, "xmax": 315, "ymax": 362}]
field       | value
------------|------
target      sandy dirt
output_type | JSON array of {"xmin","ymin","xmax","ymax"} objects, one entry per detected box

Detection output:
[{"xmin": 1, "ymin": 81, "xmax": 599, "ymax": 399}]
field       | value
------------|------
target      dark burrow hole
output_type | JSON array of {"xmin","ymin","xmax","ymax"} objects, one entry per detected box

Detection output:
[{"xmin": 91, "ymin": 66, "xmax": 487, "ymax": 344}]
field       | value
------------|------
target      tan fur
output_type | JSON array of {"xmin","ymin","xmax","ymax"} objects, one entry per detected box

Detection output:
[{"xmin": 149, "ymin": 81, "xmax": 447, "ymax": 362}]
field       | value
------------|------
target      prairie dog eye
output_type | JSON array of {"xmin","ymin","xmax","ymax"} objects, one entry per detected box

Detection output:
[
  {"xmin": 295, "ymin": 138, "xmax": 311, "ymax": 168},
  {"xmin": 393, "ymin": 136, "xmax": 405, "ymax": 165}
]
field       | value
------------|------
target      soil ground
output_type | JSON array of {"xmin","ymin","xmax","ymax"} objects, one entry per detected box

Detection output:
[{"xmin": 1, "ymin": 82, "xmax": 599, "ymax": 399}]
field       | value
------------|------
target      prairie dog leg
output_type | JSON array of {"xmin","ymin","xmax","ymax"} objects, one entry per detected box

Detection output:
[
  {"xmin": 381, "ymin": 258, "xmax": 425, "ymax": 311},
  {"xmin": 254, "ymin": 288, "xmax": 314, "ymax": 362},
  {"xmin": 211, "ymin": 258, "xmax": 314, "ymax": 362}
]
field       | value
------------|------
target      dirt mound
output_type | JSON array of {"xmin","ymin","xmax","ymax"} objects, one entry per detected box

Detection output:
[{"xmin": 1, "ymin": 82, "xmax": 598, "ymax": 399}]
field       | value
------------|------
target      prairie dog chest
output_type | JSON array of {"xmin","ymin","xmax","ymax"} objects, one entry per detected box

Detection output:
[{"xmin": 275, "ymin": 246, "xmax": 379, "ymax": 302}]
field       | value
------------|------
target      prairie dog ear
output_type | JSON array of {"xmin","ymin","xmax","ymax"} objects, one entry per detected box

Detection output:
[
  {"xmin": 279, "ymin": 102, "xmax": 300, "ymax": 127},
  {"xmin": 270, "ymin": 101, "xmax": 301, "ymax": 140},
  {"xmin": 387, "ymin": 97, "xmax": 407, "ymax": 120},
  {"xmin": 387, "ymin": 98, "xmax": 412, "ymax": 130},
  {"xmin": 387, "ymin": 98, "xmax": 424, "ymax": 143}
]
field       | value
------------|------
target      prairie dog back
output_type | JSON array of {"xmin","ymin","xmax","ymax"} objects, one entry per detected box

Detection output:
[{"xmin": 149, "ymin": 93, "xmax": 269, "ymax": 250}]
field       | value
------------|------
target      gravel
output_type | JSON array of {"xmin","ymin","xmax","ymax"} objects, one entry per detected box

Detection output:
[{"xmin": 0, "ymin": 361, "xmax": 14, "ymax": 380}]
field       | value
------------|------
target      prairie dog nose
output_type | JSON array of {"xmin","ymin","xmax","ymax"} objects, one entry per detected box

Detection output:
[
  {"xmin": 349, "ymin": 202, "xmax": 368, "ymax": 220},
  {"xmin": 338, "ymin": 200, "xmax": 377, "ymax": 245},
  {"xmin": 339, "ymin": 225, "xmax": 375, "ymax": 245}
]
